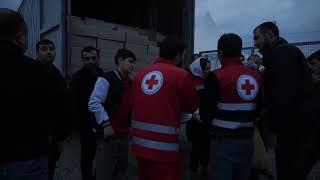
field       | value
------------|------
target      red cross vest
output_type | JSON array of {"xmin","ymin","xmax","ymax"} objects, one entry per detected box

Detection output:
[
  {"xmin": 131, "ymin": 58, "xmax": 198, "ymax": 162},
  {"xmin": 212, "ymin": 58, "xmax": 262, "ymax": 138}
]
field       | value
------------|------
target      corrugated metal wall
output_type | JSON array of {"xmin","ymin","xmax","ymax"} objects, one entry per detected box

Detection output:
[
  {"xmin": 18, "ymin": 0, "xmax": 40, "ymax": 59},
  {"xmin": 39, "ymin": 0, "xmax": 66, "ymax": 74}
]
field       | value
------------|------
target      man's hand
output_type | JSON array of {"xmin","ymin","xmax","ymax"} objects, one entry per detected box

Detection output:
[{"xmin": 103, "ymin": 125, "xmax": 115, "ymax": 139}]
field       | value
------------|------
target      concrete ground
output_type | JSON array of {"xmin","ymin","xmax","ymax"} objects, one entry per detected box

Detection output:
[{"xmin": 54, "ymin": 132, "xmax": 320, "ymax": 180}]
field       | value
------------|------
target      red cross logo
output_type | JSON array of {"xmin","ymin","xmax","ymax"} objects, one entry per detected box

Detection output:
[
  {"xmin": 142, "ymin": 71, "xmax": 163, "ymax": 95},
  {"xmin": 146, "ymin": 75, "xmax": 159, "ymax": 90},
  {"xmin": 241, "ymin": 79, "xmax": 255, "ymax": 95}
]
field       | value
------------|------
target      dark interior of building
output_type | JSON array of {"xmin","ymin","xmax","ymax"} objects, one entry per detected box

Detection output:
[{"xmin": 71, "ymin": 0, "xmax": 186, "ymax": 36}]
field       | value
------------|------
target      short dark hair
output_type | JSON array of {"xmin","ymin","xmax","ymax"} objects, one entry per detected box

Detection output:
[
  {"xmin": 193, "ymin": 54, "xmax": 200, "ymax": 60},
  {"xmin": 217, "ymin": 33, "xmax": 242, "ymax": 58},
  {"xmin": 114, "ymin": 48, "xmax": 136, "ymax": 66},
  {"xmin": 36, "ymin": 39, "xmax": 55, "ymax": 52},
  {"xmin": 159, "ymin": 36, "xmax": 185, "ymax": 60},
  {"xmin": 308, "ymin": 50, "xmax": 320, "ymax": 62},
  {"xmin": 254, "ymin": 22, "xmax": 279, "ymax": 37},
  {"xmin": 81, "ymin": 46, "xmax": 100, "ymax": 58},
  {"xmin": 199, "ymin": 58, "xmax": 210, "ymax": 71},
  {"xmin": 0, "ymin": 8, "xmax": 26, "ymax": 42}
]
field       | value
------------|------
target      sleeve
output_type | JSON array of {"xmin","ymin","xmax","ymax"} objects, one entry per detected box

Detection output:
[
  {"xmin": 202, "ymin": 72, "xmax": 219, "ymax": 123},
  {"xmin": 88, "ymin": 77, "xmax": 110, "ymax": 127},
  {"xmin": 268, "ymin": 49, "xmax": 300, "ymax": 124},
  {"xmin": 180, "ymin": 73, "xmax": 199, "ymax": 115}
]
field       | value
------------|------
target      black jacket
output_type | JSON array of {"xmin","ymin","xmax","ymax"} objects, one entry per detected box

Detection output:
[
  {"xmin": 261, "ymin": 38, "xmax": 313, "ymax": 134},
  {"xmin": 0, "ymin": 42, "xmax": 66, "ymax": 163},
  {"xmin": 71, "ymin": 65, "xmax": 103, "ymax": 133}
]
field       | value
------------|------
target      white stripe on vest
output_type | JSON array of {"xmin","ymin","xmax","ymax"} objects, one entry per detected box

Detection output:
[
  {"xmin": 212, "ymin": 119, "xmax": 254, "ymax": 129},
  {"xmin": 217, "ymin": 102, "xmax": 256, "ymax": 111},
  {"xmin": 132, "ymin": 136, "xmax": 179, "ymax": 151},
  {"xmin": 132, "ymin": 120, "xmax": 179, "ymax": 135}
]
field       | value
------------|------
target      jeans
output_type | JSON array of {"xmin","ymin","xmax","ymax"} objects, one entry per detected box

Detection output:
[
  {"xmin": 96, "ymin": 136, "xmax": 129, "ymax": 180},
  {"xmin": 209, "ymin": 138, "xmax": 253, "ymax": 180},
  {"xmin": 0, "ymin": 156, "xmax": 48, "ymax": 180}
]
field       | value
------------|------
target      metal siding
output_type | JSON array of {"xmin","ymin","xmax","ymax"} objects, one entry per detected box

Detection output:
[
  {"xmin": 40, "ymin": 0, "xmax": 66, "ymax": 75},
  {"xmin": 18, "ymin": 0, "xmax": 40, "ymax": 59}
]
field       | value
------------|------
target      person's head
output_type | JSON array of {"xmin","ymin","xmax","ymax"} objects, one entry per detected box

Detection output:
[
  {"xmin": 115, "ymin": 48, "xmax": 136, "ymax": 75},
  {"xmin": 159, "ymin": 36, "xmax": 186, "ymax": 66},
  {"xmin": 36, "ymin": 39, "xmax": 56, "ymax": 64},
  {"xmin": 248, "ymin": 54, "xmax": 262, "ymax": 66},
  {"xmin": 200, "ymin": 58, "xmax": 211, "ymax": 78},
  {"xmin": 308, "ymin": 50, "xmax": 320, "ymax": 84},
  {"xmin": 189, "ymin": 57, "xmax": 211, "ymax": 79},
  {"xmin": 240, "ymin": 54, "xmax": 245, "ymax": 61},
  {"xmin": 193, "ymin": 54, "xmax": 200, "ymax": 60},
  {"xmin": 254, "ymin": 22, "xmax": 279, "ymax": 53},
  {"xmin": 0, "ymin": 8, "xmax": 27, "ymax": 51},
  {"xmin": 217, "ymin": 33, "xmax": 242, "ymax": 62},
  {"xmin": 81, "ymin": 46, "xmax": 100, "ymax": 66}
]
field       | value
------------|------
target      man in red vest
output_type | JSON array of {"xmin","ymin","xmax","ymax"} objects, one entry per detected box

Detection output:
[
  {"xmin": 205, "ymin": 33, "xmax": 262, "ymax": 180},
  {"xmin": 130, "ymin": 37, "xmax": 199, "ymax": 180}
]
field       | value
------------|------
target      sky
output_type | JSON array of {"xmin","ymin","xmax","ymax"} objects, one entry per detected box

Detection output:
[
  {"xmin": 195, "ymin": 0, "xmax": 320, "ymax": 53},
  {"xmin": 0, "ymin": 0, "xmax": 22, "ymax": 10}
]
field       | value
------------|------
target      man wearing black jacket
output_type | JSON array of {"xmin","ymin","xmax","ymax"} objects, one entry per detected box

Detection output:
[
  {"xmin": 70, "ymin": 46, "xmax": 103, "ymax": 180},
  {"xmin": 253, "ymin": 22, "xmax": 314, "ymax": 180},
  {"xmin": 36, "ymin": 39, "xmax": 69, "ymax": 180},
  {"xmin": 0, "ymin": 9, "xmax": 66, "ymax": 179}
]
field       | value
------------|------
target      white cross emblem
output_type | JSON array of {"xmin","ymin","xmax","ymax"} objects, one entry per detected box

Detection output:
[
  {"xmin": 141, "ymin": 71, "xmax": 164, "ymax": 95},
  {"xmin": 237, "ymin": 75, "xmax": 258, "ymax": 100}
]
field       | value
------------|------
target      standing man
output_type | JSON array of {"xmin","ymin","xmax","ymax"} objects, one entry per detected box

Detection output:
[
  {"xmin": 71, "ymin": 46, "xmax": 104, "ymax": 180},
  {"xmin": 0, "ymin": 8, "xmax": 65, "ymax": 180},
  {"xmin": 88, "ymin": 48, "xmax": 136, "ymax": 180},
  {"xmin": 130, "ymin": 37, "xmax": 198, "ymax": 180},
  {"xmin": 205, "ymin": 33, "xmax": 262, "ymax": 180},
  {"xmin": 253, "ymin": 22, "xmax": 313, "ymax": 180},
  {"xmin": 36, "ymin": 39, "xmax": 69, "ymax": 180}
]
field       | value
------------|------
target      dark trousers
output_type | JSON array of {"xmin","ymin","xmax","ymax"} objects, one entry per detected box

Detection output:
[
  {"xmin": 48, "ymin": 143, "xmax": 61, "ymax": 180},
  {"xmin": 275, "ymin": 134, "xmax": 318, "ymax": 180},
  {"xmin": 190, "ymin": 120, "xmax": 209, "ymax": 171},
  {"xmin": 80, "ymin": 132, "xmax": 97, "ymax": 180}
]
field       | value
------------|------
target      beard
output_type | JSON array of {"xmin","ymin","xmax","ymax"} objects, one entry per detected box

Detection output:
[{"xmin": 259, "ymin": 41, "xmax": 272, "ymax": 56}]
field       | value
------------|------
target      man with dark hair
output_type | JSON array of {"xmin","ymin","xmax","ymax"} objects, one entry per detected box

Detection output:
[
  {"xmin": 89, "ymin": 48, "xmax": 136, "ymax": 180},
  {"xmin": 0, "ymin": 9, "xmax": 65, "ymax": 179},
  {"xmin": 36, "ymin": 39, "xmax": 55, "ymax": 62},
  {"xmin": 253, "ymin": 22, "xmax": 313, "ymax": 180},
  {"xmin": 36, "ymin": 39, "xmax": 61, "ymax": 77},
  {"xmin": 205, "ymin": 33, "xmax": 262, "ymax": 180},
  {"xmin": 71, "ymin": 46, "xmax": 103, "ymax": 180},
  {"xmin": 36, "ymin": 38, "xmax": 69, "ymax": 180},
  {"xmin": 130, "ymin": 37, "xmax": 198, "ymax": 180}
]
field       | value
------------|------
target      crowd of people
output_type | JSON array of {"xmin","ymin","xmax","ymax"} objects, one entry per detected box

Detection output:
[{"xmin": 1, "ymin": 8, "xmax": 320, "ymax": 180}]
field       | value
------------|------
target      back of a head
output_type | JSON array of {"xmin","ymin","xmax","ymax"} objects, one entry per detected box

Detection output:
[
  {"xmin": 217, "ymin": 33, "xmax": 242, "ymax": 58},
  {"xmin": 159, "ymin": 36, "xmax": 185, "ymax": 60},
  {"xmin": 254, "ymin": 22, "xmax": 279, "ymax": 37},
  {"xmin": 308, "ymin": 50, "xmax": 320, "ymax": 62},
  {"xmin": 0, "ymin": 8, "xmax": 26, "ymax": 43}
]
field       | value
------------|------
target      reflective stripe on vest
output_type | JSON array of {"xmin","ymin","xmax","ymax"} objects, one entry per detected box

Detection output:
[
  {"xmin": 132, "ymin": 120, "xmax": 179, "ymax": 135},
  {"xmin": 217, "ymin": 102, "xmax": 256, "ymax": 111},
  {"xmin": 212, "ymin": 118, "xmax": 254, "ymax": 129},
  {"xmin": 132, "ymin": 136, "xmax": 179, "ymax": 151}
]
